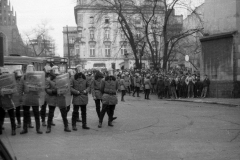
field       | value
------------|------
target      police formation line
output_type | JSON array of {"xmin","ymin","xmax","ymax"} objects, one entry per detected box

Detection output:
[
  {"xmin": 0, "ymin": 65, "xmax": 210, "ymax": 136},
  {"xmin": 0, "ymin": 65, "xmax": 118, "ymax": 136}
]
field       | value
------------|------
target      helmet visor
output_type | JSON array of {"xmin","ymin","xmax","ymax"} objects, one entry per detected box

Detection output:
[{"xmin": 26, "ymin": 65, "xmax": 35, "ymax": 73}]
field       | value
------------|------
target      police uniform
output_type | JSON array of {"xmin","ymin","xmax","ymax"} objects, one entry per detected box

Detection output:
[
  {"xmin": 98, "ymin": 76, "xmax": 118, "ymax": 128},
  {"xmin": 45, "ymin": 66, "xmax": 71, "ymax": 133},
  {"xmin": 70, "ymin": 74, "xmax": 90, "ymax": 130}
]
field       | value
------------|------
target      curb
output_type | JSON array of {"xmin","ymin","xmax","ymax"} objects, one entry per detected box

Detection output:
[{"xmin": 166, "ymin": 99, "xmax": 239, "ymax": 107}]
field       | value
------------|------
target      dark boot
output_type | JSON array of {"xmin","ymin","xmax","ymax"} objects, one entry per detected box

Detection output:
[
  {"xmin": 11, "ymin": 130, "xmax": 16, "ymax": 136},
  {"xmin": 72, "ymin": 125, "xmax": 77, "ymax": 131},
  {"xmin": 82, "ymin": 125, "xmax": 90, "ymax": 130},
  {"xmin": 46, "ymin": 126, "xmax": 51, "ymax": 133},
  {"xmin": 20, "ymin": 124, "xmax": 28, "ymax": 134},
  {"xmin": 36, "ymin": 121, "xmax": 42, "ymax": 134},
  {"xmin": 64, "ymin": 126, "xmax": 71, "ymax": 132},
  {"xmin": 108, "ymin": 121, "xmax": 114, "ymax": 127},
  {"xmin": 51, "ymin": 120, "xmax": 55, "ymax": 126},
  {"xmin": 98, "ymin": 122, "xmax": 102, "ymax": 128}
]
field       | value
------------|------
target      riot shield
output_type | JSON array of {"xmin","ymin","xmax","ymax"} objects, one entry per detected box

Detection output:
[
  {"xmin": 22, "ymin": 71, "xmax": 45, "ymax": 106},
  {"xmin": 55, "ymin": 73, "xmax": 71, "ymax": 108},
  {"xmin": 0, "ymin": 74, "xmax": 19, "ymax": 110}
]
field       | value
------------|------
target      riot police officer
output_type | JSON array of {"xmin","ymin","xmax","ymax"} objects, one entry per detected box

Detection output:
[
  {"xmin": 98, "ymin": 74, "xmax": 119, "ymax": 128},
  {"xmin": 45, "ymin": 66, "xmax": 71, "ymax": 133},
  {"xmin": 71, "ymin": 72, "xmax": 90, "ymax": 130},
  {"xmin": 14, "ymin": 69, "xmax": 24, "ymax": 128},
  {"xmin": 20, "ymin": 64, "xmax": 43, "ymax": 134},
  {"xmin": 0, "ymin": 67, "xmax": 17, "ymax": 135},
  {"xmin": 40, "ymin": 65, "xmax": 56, "ymax": 127}
]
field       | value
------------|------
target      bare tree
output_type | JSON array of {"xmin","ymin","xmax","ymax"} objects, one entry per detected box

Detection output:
[
  {"xmin": 161, "ymin": 0, "xmax": 203, "ymax": 70},
  {"xmin": 23, "ymin": 20, "xmax": 55, "ymax": 57}
]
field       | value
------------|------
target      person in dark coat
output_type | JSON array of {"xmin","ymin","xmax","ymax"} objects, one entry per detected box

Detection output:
[
  {"xmin": 170, "ymin": 77, "xmax": 178, "ymax": 99},
  {"xmin": 156, "ymin": 76, "xmax": 165, "ymax": 99},
  {"xmin": 71, "ymin": 72, "xmax": 90, "ymax": 130},
  {"xmin": 201, "ymin": 75, "xmax": 210, "ymax": 98}
]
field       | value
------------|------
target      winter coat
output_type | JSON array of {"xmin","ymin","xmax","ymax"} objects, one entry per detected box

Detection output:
[
  {"xmin": 15, "ymin": 77, "xmax": 24, "ymax": 105},
  {"xmin": 150, "ymin": 77, "xmax": 157, "ymax": 84},
  {"xmin": 144, "ymin": 78, "xmax": 152, "ymax": 89},
  {"xmin": 120, "ymin": 79, "xmax": 126, "ymax": 90},
  {"xmin": 156, "ymin": 79, "xmax": 165, "ymax": 91},
  {"xmin": 101, "ymin": 80, "xmax": 118, "ymax": 105},
  {"xmin": 170, "ymin": 79, "xmax": 176, "ymax": 87},
  {"xmin": 71, "ymin": 78, "xmax": 89, "ymax": 105},
  {"xmin": 134, "ymin": 77, "xmax": 141, "ymax": 87},
  {"xmin": 202, "ymin": 78, "xmax": 210, "ymax": 87},
  {"xmin": 91, "ymin": 79, "xmax": 103, "ymax": 100},
  {"xmin": 45, "ymin": 78, "xmax": 58, "ymax": 106},
  {"xmin": 124, "ymin": 76, "xmax": 131, "ymax": 86}
]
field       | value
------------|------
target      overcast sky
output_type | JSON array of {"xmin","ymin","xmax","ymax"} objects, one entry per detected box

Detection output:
[{"xmin": 10, "ymin": 0, "xmax": 76, "ymax": 57}]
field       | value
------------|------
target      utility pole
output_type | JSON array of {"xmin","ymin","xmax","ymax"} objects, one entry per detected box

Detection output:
[
  {"xmin": 0, "ymin": 35, "xmax": 4, "ymax": 67},
  {"xmin": 66, "ymin": 25, "xmax": 71, "ymax": 68}
]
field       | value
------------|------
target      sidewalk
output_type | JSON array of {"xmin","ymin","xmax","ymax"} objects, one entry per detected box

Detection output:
[{"xmin": 168, "ymin": 97, "xmax": 240, "ymax": 107}]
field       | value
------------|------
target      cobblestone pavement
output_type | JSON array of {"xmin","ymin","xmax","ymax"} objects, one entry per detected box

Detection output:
[{"xmin": 1, "ymin": 92, "xmax": 240, "ymax": 160}]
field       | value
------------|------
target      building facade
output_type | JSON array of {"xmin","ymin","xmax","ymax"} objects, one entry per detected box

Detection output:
[
  {"xmin": 199, "ymin": 0, "xmax": 240, "ymax": 97},
  {"xmin": 63, "ymin": 0, "xmax": 152, "ymax": 70},
  {"xmin": 0, "ymin": 0, "xmax": 27, "ymax": 56}
]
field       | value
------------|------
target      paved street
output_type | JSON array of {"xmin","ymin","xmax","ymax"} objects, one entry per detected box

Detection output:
[{"xmin": 1, "ymin": 93, "xmax": 240, "ymax": 160}]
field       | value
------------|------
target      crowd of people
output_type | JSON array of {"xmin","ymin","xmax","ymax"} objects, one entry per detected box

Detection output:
[
  {"xmin": 0, "ymin": 65, "xmax": 210, "ymax": 136},
  {"xmin": 108, "ymin": 68, "xmax": 211, "ymax": 101}
]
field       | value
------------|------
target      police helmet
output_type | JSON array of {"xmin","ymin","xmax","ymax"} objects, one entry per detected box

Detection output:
[
  {"xmin": 51, "ymin": 65, "xmax": 60, "ymax": 75},
  {"xmin": 26, "ymin": 64, "xmax": 35, "ymax": 73},
  {"xmin": 14, "ymin": 69, "xmax": 23, "ymax": 78}
]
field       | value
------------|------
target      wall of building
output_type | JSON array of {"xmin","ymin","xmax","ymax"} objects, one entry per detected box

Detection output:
[{"xmin": 204, "ymin": 0, "xmax": 237, "ymax": 34}]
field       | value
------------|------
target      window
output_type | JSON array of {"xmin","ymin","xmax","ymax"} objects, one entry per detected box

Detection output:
[
  {"xmin": 90, "ymin": 45, "xmax": 95, "ymax": 57},
  {"xmin": 69, "ymin": 38, "xmax": 75, "ymax": 44},
  {"xmin": 105, "ymin": 17, "xmax": 109, "ymax": 24},
  {"xmin": 90, "ymin": 16, "xmax": 94, "ymax": 24},
  {"xmin": 121, "ymin": 45, "xmax": 127, "ymax": 55},
  {"xmin": 90, "ymin": 30, "xmax": 94, "ymax": 39},
  {"xmin": 78, "ymin": 30, "xmax": 82, "ymax": 38},
  {"xmin": 75, "ymin": 45, "xmax": 80, "ymax": 56},
  {"xmin": 104, "ymin": 29, "xmax": 110, "ymax": 40},
  {"xmin": 105, "ymin": 45, "xmax": 111, "ymax": 57},
  {"xmin": 136, "ymin": 32, "xmax": 141, "ymax": 39}
]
